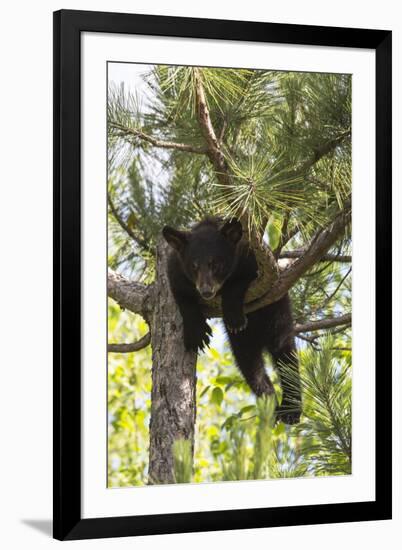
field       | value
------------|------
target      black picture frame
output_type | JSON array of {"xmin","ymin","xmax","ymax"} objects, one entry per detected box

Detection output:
[{"xmin": 53, "ymin": 9, "xmax": 392, "ymax": 541}]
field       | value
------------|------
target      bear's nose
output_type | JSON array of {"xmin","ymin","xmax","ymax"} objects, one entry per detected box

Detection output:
[{"xmin": 200, "ymin": 289, "xmax": 215, "ymax": 300}]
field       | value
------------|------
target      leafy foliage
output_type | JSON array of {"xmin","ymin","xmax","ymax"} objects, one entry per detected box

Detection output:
[
  {"xmin": 293, "ymin": 338, "xmax": 352, "ymax": 475},
  {"xmin": 109, "ymin": 309, "xmax": 351, "ymax": 485},
  {"xmin": 194, "ymin": 337, "xmax": 351, "ymax": 483},
  {"xmin": 108, "ymin": 301, "xmax": 151, "ymax": 487}
]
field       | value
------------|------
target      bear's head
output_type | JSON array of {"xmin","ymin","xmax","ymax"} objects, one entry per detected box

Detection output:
[{"xmin": 162, "ymin": 219, "xmax": 242, "ymax": 300}]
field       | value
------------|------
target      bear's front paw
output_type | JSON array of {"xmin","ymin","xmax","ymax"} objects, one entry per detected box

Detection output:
[
  {"xmin": 225, "ymin": 314, "xmax": 248, "ymax": 335},
  {"xmin": 183, "ymin": 323, "xmax": 212, "ymax": 352}
]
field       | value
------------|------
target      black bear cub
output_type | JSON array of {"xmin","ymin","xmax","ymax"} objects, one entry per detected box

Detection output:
[{"xmin": 162, "ymin": 217, "xmax": 301, "ymax": 425}]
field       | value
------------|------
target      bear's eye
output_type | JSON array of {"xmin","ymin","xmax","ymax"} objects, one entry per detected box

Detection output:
[
  {"xmin": 192, "ymin": 261, "xmax": 199, "ymax": 271},
  {"xmin": 210, "ymin": 259, "xmax": 221, "ymax": 272}
]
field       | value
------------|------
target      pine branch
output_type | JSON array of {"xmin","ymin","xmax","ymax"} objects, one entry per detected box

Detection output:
[
  {"xmin": 273, "ymin": 200, "xmax": 351, "ymax": 294},
  {"xmin": 298, "ymin": 129, "xmax": 351, "ymax": 174},
  {"xmin": 243, "ymin": 202, "xmax": 351, "ymax": 314},
  {"xmin": 294, "ymin": 313, "xmax": 351, "ymax": 334},
  {"xmin": 110, "ymin": 121, "xmax": 207, "ymax": 154},
  {"xmin": 320, "ymin": 267, "xmax": 351, "ymax": 310},
  {"xmin": 108, "ymin": 270, "xmax": 153, "ymax": 319},
  {"xmin": 108, "ymin": 193, "xmax": 150, "ymax": 251},
  {"xmin": 280, "ymin": 249, "xmax": 351, "ymax": 263},
  {"xmin": 251, "ymin": 240, "xmax": 280, "ymax": 289},
  {"xmin": 204, "ymin": 201, "xmax": 351, "ymax": 317},
  {"xmin": 108, "ymin": 332, "xmax": 151, "ymax": 353},
  {"xmin": 295, "ymin": 333, "xmax": 321, "ymax": 348},
  {"xmin": 193, "ymin": 68, "xmax": 231, "ymax": 186}
]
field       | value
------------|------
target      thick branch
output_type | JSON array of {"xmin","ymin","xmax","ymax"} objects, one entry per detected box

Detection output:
[
  {"xmin": 294, "ymin": 313, "xmax": 351, "ymax": 334},
  {"xmin": 108, "ymin": 270, "xmax": 153, "ymax": 319},
  {"xmin": 110, "ymin": 121, "xmax": 207, "ymax": 154},
  {"xmin": 272, "ymin": 201, "xmax": 351, "ymax": 294},
  {"xmin": 204, "ymin": 202, "xmax": 351, "ymax": 317},
  {"xmin": 108, "ymin": 332, "xmax": 151, "ymax": 353},
  {"xmin": 246, "ymin": 238, "xmax": 279, "ymax": 296}
]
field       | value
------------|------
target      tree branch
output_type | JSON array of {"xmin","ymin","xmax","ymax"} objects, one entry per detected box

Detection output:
[
  {"xmin": 108, "ymin": 270, "xmax": 153, "ymax": 319},
  {"xmin": 294, "ymin": 313, "xmax": 351, "ymax": 334},
  {"xmin": 193, "ymin": 68, "xmax": 231, "ymax": 186},
  {"xmin": 272, "ymin": 200, "xmax": 351, "ymax": 294},
  {"xmin": 247, "ymin": 241, "xmax": 280, "ymax": 294},
  {"xmin": 297, "ymin": 129, "xmax": 351, "ymax": 174},
  {"xmin": 204, "ymin": 201, "xmax": 351, "ymax": 317},
  {"xmin": 108, "ymin": 194, "xmax": 150, "ymax": 251},
  {"xmin": 108, "ymin": 332, "xmax": 151, "ymax": 353},
  {"xmin": 110, "ymin": 121, "xmax": 207, "ymax": 155},
  {"xmin": 280, "ymin": 249, "xmax": 351, "ymax": 263}
]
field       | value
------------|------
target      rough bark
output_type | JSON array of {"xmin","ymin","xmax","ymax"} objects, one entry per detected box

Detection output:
[
  {"xmin": 107, "ymin": 269, "xmax": 153, "ymax": 318},
  {"xmin": 148, "ymin": 239, "xmax": 198, "ymax": 484}
]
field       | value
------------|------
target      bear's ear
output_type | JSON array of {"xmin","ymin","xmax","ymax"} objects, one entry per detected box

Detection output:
[
  {"xmin": 221, "ymin": 219, "xmax": 242, "ymax": 244},
  {"xmin": 162, "ymin": 226, "xmax": 188, "ymax": 252}
]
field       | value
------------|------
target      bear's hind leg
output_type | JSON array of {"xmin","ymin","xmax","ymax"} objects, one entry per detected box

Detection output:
[{"xmin": 226, "ymin": 330, "xmax": 274, "ymax": 397}]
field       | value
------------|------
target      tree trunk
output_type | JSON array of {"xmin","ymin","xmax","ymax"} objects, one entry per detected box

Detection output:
[{"xmin": 148, "ymin": 239, "xmax": 198, "ymax": 484}]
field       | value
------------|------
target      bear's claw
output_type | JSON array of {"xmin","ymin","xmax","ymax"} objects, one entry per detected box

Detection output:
[
  {"xmin": 184, "ymin": 323, "xmax": 212, "ymax": 352},
  {"xmin": 226, "ymin": 316, "xmax": 248, "ymax": 334}
]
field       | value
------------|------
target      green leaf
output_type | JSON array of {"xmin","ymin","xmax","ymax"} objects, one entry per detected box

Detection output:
[
  {"xmin": 215, "ymin": 376, "xmax": 234, "ymax": 385},
  {"xmin": 273, "ymin": 422, "xmax": 286, "ymax": 436},
  {"xmin": 239, "ymin": 405, "xmax": 256, "ymax": 416},
  {"xmin": 221, "ymin": 415, "xmax": 236, "ymax": 431},
  {"xmin": 210, "ymin": 438, "xmax": 228, "ymax": 456},
  {"xmin": 210, "ymin": 387, "xmax": 224, "ymax": 406},
  {"xmin": 267, "ymin": 220, "xmax": 281, "ymax": 249},
  {"xmin": 209, "ymin": 348, "xmax": 221, "ymax": 361}
]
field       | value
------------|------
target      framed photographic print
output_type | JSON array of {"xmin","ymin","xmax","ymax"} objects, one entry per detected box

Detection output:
[{"xmin": 53, "ymin": 9, "xmax": 392, "ymax": 541}]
